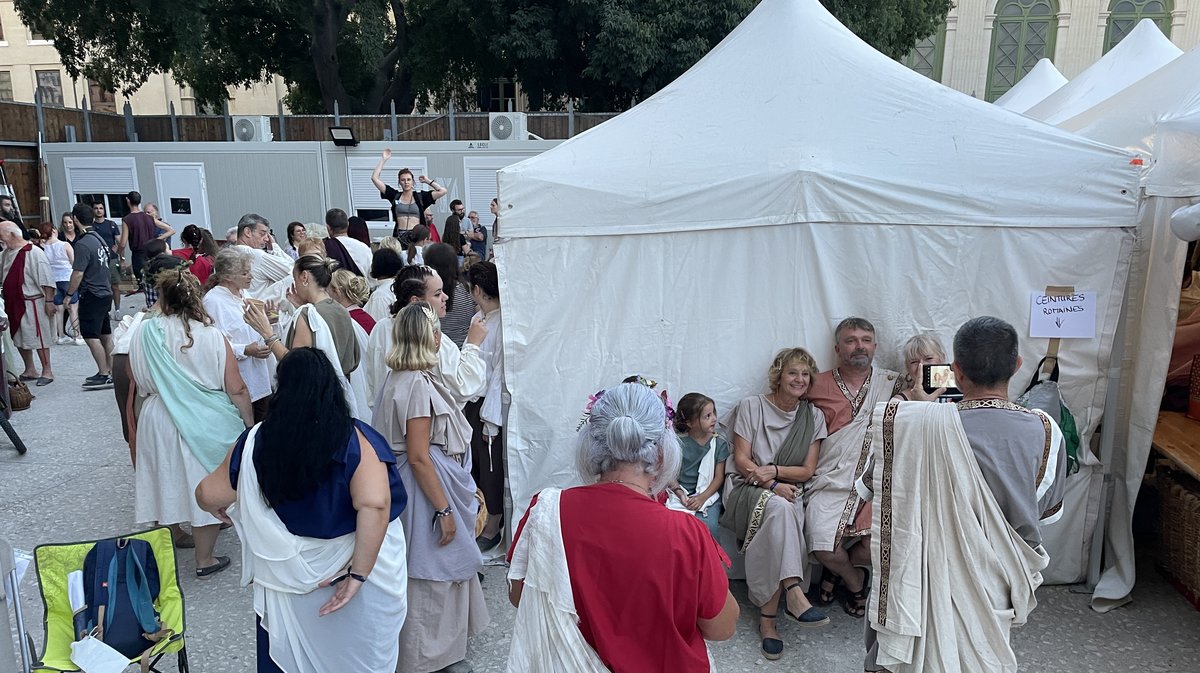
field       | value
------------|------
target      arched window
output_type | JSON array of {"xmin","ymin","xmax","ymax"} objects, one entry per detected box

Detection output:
[
  {"xmin": 1104, "ymin": 0, "xmax": 1173, "ymax": 53},
  {"xmin": 903, "ymin": 24, "xmax": 947, "ymax": 82},
  {"xmin": 986, "ymin": 0, "xmax": 1059, "ymax": 102}
]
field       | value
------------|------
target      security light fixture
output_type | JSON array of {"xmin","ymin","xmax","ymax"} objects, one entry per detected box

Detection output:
[{"xmin": 329, "ymin": 126, "xmax": 358, "ymax": 147}]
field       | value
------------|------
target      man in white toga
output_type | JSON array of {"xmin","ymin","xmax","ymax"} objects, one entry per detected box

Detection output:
[{"xmin": 863, "ymin": 316, "xmax": 1067, "ymax": 673}]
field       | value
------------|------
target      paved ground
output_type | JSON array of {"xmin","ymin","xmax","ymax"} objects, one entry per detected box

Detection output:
[{"xmin": 2, "ymin": 330, "xmax": 1199, "ymax": 672}]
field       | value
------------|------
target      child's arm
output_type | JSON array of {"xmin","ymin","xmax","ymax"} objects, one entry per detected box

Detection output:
[{"xmin": 694, "ymin": 462, "xmax": 725, "ymax": 502}]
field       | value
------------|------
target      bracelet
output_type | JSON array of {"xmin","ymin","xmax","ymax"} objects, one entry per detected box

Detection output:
[
  {"xmin": 774, "ymin": 465, "xmax": 779, "ymax": 479},
  {"xmin": 432, "ymin": 506, "xmax": 453, "ymax": 527},
  {"xmin": 264, "ymin": 335, "xmax": 280, "ymax": 346},
  {"xmin": 330, "ymin": 570, "xmax": 367, "ymax": 585},
  {"xmin": 768, "ymin": 480, "xmax": 778, "ymax": 491}
]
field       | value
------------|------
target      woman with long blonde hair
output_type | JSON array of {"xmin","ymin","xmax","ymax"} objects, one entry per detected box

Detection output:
[{"xmin": 372, "ymin": 302, "xmax": 488, "ymax": 673}]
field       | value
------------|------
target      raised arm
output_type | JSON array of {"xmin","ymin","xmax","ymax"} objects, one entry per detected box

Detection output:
[
  {"xmin": 418, "ymin": 175, "xmax": 448, "ymax": 200},
  {"xmin": 371, "ymin": 148, "xmax": 392, "ymax": 194}
]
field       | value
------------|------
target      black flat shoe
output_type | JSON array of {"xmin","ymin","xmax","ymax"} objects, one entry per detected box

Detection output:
[
  {"xmin": 759, "ymin": 612, "xmax": 784, "ymax": 660},
  {"xmin": 197, "ymin": 556, "xmax": 231, "ymax": 578},
  {"xmin": 475, "ymin": 531, "xmax": 502, "ymax": 553},
  {"xmin": 785, "ymin": 582, "xmax": 830, "ymax": 627}
]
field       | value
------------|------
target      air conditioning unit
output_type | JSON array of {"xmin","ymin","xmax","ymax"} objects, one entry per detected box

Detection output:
[
  {"xmin": 232, "ymin": 115, "xmax": 274, "ymax": 142},
  {"xmin": 488, "ymin": 112, "xmax": 528, "ymax": 142}
]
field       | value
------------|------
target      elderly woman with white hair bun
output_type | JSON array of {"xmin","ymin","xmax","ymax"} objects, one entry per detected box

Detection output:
[{"xmin": 506, "ymin": 381, "xmax": 739, "ymax": 673}]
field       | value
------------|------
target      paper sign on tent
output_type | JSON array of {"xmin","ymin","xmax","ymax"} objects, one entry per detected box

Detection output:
[{"xmin": 1029, "ymin": 290, "xmax": 1096, "ymax": 339}]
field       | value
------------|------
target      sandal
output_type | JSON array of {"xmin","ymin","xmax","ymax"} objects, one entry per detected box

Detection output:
[
  {"xmin": 817, "ymin": 567, "xmax": 840, "ymax": 606},
  {"xmin": 196, "ymin": 556, "xmax": 231, "ymax": 578},
  {"xmin": 784, "ymin": 582, "xmax": 830, "ymax": 627},
  {"xmin": 843, "ymin": 568, "xmax": 870, "ymax": 618},
  {"xmin": 758, "ymin": 612, "xmax": 784, "ymax": 661}
]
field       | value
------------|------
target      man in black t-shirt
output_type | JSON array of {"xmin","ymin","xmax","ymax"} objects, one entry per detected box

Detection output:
[
  {"xmin": 91, "ymin": 202, "xmax": 123, "ymax": 314},
  {"xmin": 66, "ymin": 202, "xmax": 115, "ymax": 390}
]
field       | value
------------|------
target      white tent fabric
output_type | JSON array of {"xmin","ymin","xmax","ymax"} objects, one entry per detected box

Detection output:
[
  {"xmin": 995, "ymin": 58, "xmax": 1068, "ymax": 113},
  {"xmin": 1025, "ymin": 19, "xmax": 1181, "ymax": 126},
  {"xmin": 494, "ymin": 0, "xmax": 1141, "ymax": 575},
  {"xmin": 1056, "ymin": 46, "xmax": 1200, "ymax": 611}
]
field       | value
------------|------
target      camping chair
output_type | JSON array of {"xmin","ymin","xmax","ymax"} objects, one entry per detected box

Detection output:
[
  {"xmin": 32, "ymin": 526, "xmax": 189, "ymax": 672},
  {"xmin": 2, "ymin": 537, "xmax": 35, "ymax": 673}
]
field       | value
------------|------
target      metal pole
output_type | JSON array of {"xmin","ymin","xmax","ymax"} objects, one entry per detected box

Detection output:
[
  {"xmin": 169, "ymin": 101, "xmax": 179, "ymax": 142},
  {"xmin": 448, "ymin": 99, "xmax": 456, "ymax": 142},
  {"xmin": 34, "ymin": 89, "xmax": 45, "ymax": 141},
  {"xmin": 224, "ymin": 100, "xmax": 232, "ymax": 141},
  {"xmin": 277, "ymin": 99, "xmax": 287, "ymax": 142},
  {"xmin": 123, "ymin": 101, "xmax": 135, "ymax": 142},
  {"xmin": 81, "ymin": 95, "xmax": 92, "ymax": 142},
  {"xmin": 1086, "ymin": 289, "xmax": 1130, "ymax": 591},
  {"xmin": 567, "ymin": 99, "xmax": 575, "ymax": 138},
  {"xmin": 333, "ymin": 100, "xmax": 341, "ymax": 125},
  {"xmin": 390, "ymin": 100, "xmax": 398, "ymax": 140},
  {"xmin": 65, "ymin": 126, "xmax": 76, "ymax": 142}
]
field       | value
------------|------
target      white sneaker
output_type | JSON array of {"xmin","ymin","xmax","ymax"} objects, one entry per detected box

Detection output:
[
  {"xmin": 56, "ymin": 336, "xmax": 73, "ymax": 345},
  {"xmin": 74, "ymin": 337, "xmax": 85, "ymax": 346}
]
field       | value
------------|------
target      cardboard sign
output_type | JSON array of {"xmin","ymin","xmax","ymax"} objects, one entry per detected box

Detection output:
[{"xmin": 1029, "ymin": 291, "xmax": 1096, "ymax": 339}]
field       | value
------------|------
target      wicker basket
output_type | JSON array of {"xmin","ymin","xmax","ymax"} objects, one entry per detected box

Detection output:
[{"xmin": 1158, "ymin": 467, "xmax": 1200, "ymax": 596}]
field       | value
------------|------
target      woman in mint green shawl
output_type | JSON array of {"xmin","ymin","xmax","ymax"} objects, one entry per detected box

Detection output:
[{"xmin": 129, "ymin": 268, "xmax": 254, "ymax": 577}]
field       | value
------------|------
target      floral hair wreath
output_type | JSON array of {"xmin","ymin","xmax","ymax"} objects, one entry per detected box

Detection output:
[{"xmin": 576, "ymin": 374, "xmax": 676, "ymax": 431}]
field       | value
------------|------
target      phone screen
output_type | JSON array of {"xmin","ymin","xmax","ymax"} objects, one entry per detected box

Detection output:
[{"xmin": 922, "ymin": 364, "xmax": 960, "ymax": 395}]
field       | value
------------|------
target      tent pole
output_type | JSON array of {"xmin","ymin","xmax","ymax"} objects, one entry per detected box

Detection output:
[{"xmin": 1086, "ymin": 263, "xmax": 1131, "ymax": 591}]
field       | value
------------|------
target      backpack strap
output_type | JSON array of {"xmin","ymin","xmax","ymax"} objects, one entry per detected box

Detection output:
[{"xmin": 125, "ymin": 544, "xmax": 160, "ymax": 634}]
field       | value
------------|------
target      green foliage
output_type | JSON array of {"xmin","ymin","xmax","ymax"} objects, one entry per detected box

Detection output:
[
  {"xmin": 412, "ymin": 0, "xmax": 952, "ymax": 112},
  {"xmin": 822, "ymin": 0, "xmax": 954, "ymax": 59},
  {"xmin": 13, "ymin": 0, "xmax": 951, "ymax": 114}
]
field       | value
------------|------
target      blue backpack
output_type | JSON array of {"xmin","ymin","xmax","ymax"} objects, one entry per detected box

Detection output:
[{"xmin": 77, "ymin": 538, "xmax": 162, "ymax": 658}]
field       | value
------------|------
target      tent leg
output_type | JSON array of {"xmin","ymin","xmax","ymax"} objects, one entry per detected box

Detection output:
[{"xmin": 1085, "ymin": 282, "xmax": 1130, "ymax": 591}]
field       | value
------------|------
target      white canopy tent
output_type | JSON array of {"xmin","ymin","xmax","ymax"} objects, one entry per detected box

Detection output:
[
  {"xmin": 995, "ymin": 58, "xmax": 1068, "ymax": 113},
  {"xmin": 495, "ymin": 0, "xmax": 1140, "ymax": 585},
  {"xmin": 1025, "ymin": 19, "xmax": 1181, "ymax": 125},
  {"xmin": 1056, "ymin": 46, "xmax": 1200, "ymax": 611}
]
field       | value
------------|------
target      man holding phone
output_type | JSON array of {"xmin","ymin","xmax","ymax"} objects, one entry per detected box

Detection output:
[{"xmin": 863, "ymin": 316, "xmax": 1067, "ymax": 673}]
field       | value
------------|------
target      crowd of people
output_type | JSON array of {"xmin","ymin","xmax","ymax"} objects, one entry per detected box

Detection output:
[{"xmin": 1, "ymin": 178, "xmax": 1072, "ymax": 673}]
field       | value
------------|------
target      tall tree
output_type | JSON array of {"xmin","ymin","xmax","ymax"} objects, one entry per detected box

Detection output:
[
  {"xmin": 12, "ymin": 0, "xmax": 416, "ymax": 113},
  {"xmin": 411, "ymin": 0, "xmax": 952, "ymax": 111}
]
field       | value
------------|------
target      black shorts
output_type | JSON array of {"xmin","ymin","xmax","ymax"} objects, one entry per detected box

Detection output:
[{"xmin": 78, "ymin": 293, "xmax": 112, "ymax": 339}]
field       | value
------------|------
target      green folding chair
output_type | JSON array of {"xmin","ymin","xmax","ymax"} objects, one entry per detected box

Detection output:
[{"xmin": 32, "ymin": 526, "xmax": 189, "ymax": 672}]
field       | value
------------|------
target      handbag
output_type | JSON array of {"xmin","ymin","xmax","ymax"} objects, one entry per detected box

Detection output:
[
  {"xmin": 1015, "ymin": 356, "xmax": 1080, "ymax": 475},
  {"xmin": 474, "ymin": 489, "xmax": 488, "ymax": 538},
  {"xmin": 6, "ymin": 371, "xmax": 33, "ymax": 411}
]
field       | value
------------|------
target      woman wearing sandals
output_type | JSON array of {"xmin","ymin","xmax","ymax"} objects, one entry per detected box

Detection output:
[
  {"xmin": 721, "ymin": 347, "xmax": 830, "ymax": 660},
  {"xmin": 129, "ymin": 268, "xmax": 255, "ymax": 578}
]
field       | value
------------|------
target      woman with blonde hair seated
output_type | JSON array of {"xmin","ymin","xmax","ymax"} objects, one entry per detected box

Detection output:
[
  {"xmin": 373, "ymin": 302, "xmax": 488, "ymax": 672},
  {"xmin": 722, "ymin": 347, "xmax": 829, "ymax": 660}
]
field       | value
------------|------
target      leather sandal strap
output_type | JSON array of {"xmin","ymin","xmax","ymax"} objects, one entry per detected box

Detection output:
[
  {"xmin": 759, "ymin": 612, "xmax": 778, "ymax": 619},
  {"xmin": 784, "ymin": 582, "xmax": 804, "ymax": 594}
]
